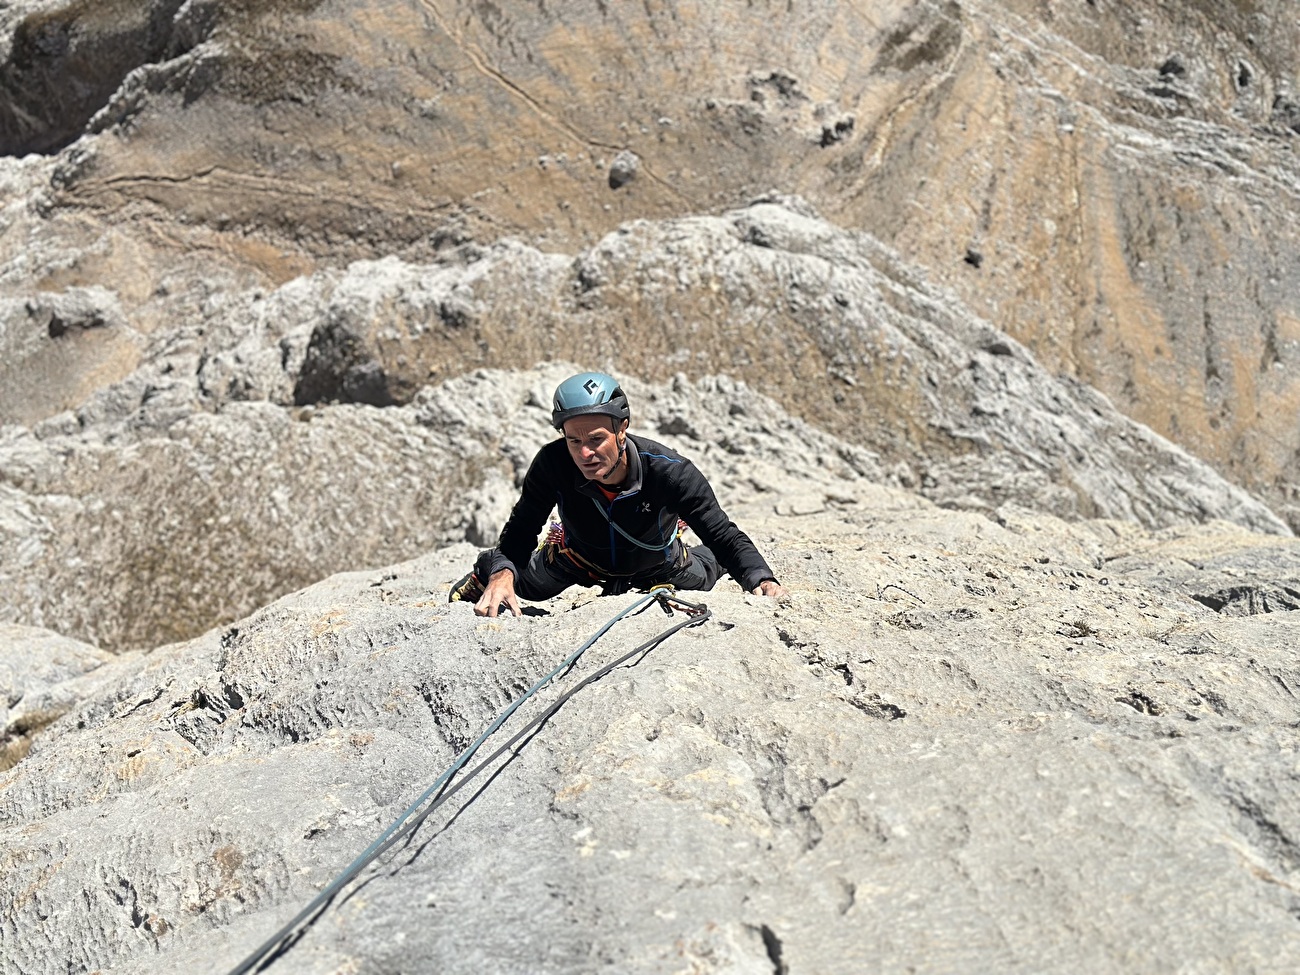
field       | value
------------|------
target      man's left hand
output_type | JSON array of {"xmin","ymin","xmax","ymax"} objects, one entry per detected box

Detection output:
[{"xmin": 752, "ymin": 580, "xmax": 790, "ymax": 601}]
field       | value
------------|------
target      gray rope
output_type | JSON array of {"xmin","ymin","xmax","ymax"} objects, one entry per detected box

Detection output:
[{"xmin": 226, "ymin": 588, "xmax": 710, "ymax": 974}]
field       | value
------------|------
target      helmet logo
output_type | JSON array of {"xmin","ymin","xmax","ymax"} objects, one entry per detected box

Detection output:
[{"xmin": 583, "ymin": 378, "xmax": 600, "ymax": 395}]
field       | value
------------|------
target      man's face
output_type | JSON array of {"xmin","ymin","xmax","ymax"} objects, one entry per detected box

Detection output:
[{"xmin": 563, "ymin": 414, "xmax": 627, "ymax": 483}]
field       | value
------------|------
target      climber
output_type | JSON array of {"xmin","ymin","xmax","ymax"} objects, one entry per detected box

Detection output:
[{"xmin": 449, "ymin": 371, "xmax": 789, "ymax": 617}]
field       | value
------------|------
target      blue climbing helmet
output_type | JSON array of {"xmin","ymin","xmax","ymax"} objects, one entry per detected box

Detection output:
[{"xmin": 551, "ymin": 371, "xmax": 631, "ymax": 430}]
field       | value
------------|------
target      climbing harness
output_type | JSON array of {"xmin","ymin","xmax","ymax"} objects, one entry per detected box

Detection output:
[
  {"xmin": 227, "ymin": 585, "xmax": 710, "ymax": 975},
  {"xmin": 541, "ymin": 518, "xmax": 689, "ymax": 582},
  {"xmin": 541, "ymin": 521, "xmax": 608, "ymax": 579}
]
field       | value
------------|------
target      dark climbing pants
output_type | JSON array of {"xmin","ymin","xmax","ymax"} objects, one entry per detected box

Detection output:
[{"xmin": 474, "ymin": 545, "xmax": 721, "ymax": 601}]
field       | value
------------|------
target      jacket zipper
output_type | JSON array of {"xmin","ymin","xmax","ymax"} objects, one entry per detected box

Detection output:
[{"xmin": 606, "ymin": 496, "xmax": 617, "ymax": 570}]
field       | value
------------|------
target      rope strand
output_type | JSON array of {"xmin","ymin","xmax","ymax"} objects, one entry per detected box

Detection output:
[{"xmin": 227, "ymin": 587, "xmax": 709, "ymax": 975}]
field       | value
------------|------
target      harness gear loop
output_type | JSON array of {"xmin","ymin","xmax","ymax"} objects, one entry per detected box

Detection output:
[{"xmin": 540, "ymin": 519, "xmax": 689, "ymax": 582}]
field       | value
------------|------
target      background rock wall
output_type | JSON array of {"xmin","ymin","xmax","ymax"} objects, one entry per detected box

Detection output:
[
  {"xmin": 2, "ymin": 0, "xmax": 1298, "ymax": 521},
  {"xmin": 3, "ymin": 5, "xmax": 1300, "ymax": 970},
  {"xmin": 3, "ymin": 213, "xmax": 1287, "ymax": 654}
]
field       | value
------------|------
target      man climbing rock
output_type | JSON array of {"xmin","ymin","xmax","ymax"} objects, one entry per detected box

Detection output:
[{"xmin": 450, "ymin": 371, "xmax": 788, "ymax": 617}]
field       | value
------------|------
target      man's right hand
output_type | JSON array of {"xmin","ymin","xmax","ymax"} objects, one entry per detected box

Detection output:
[{"xmin": 475, "ymin": 569, "xmax": 521, "ymax": 618}]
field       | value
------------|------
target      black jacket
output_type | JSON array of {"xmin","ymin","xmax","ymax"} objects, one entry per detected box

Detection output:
[{"xmin": 483, "ymin": 434, "xmax": 777, "ymax": 591}]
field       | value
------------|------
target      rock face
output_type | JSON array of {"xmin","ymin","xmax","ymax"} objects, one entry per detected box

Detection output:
[
  {"xmin": 3, "ymin": 467, "xmax": 1300, "ymax": 974},
  {"xmin": 1, "ymin": 0, "xmax": 1298, "ymax": 521},
  {"xmin": 4, "ymin": 4, "xmax": 1300, "ymax": 973},
  {"xmin": 0, "ymin": 623, "xmax": 115, "ymax": 770},
  {"xmin": 3, "ymin": 360, "xmax": 1300, "ymax": 972},
  {"xmin": 0, "ymin": 361, "xmax": 887, "ymax": 651},
  {"xmin": 0, "ymin": 285, "xmax": 137, "ymax": 423},
  {"xmin": 0, "ymin": 286, "xmax": 1286, "ymax": 654}
]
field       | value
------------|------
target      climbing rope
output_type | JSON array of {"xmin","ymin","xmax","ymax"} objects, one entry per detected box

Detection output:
[
  {"xmin": 876, "ymin": 583, "xmax": 925, "ymax": 604},
  {"xmin": 227, "ymin": 585, "xmax": 711, "ymax": 975}
]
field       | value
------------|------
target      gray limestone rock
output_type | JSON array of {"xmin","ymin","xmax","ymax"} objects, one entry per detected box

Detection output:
[
  {"xmin": 0, "ymin": 363, "xmax": 888, "ymax": 652},
  {"xmin": 2, "ymin": 4, "xmax": 1300, "ymax": 970},
  {"xmin": 0, "ymin": 256, "xmax": 1289, "ymax": 653},
  {"xmin": 608, "ymin": 150, "xmax": 641, "ymax": 190},
  {"xmin": 0, "ymin": 622, "xmax": 115, "ymax": 770},
  {"xmin": 1098, "ymin": 522, "xmax": 1300, "ymax": 618},
  {"xmin": 0, "ymin": 287, "xmax": 139, "ymax": 425},
  {"xmin": 2, "ymin": 484, "xmax": 1299, "ymax": 974},
  {"xmin": 2, "ymin": 0, "xmax": 1298, "ymax": 523}
]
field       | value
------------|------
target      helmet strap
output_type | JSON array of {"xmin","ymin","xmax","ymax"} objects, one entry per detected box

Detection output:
[{"xmin": 606, "ymin": 430, "xmax": 629, "ymax": 484}]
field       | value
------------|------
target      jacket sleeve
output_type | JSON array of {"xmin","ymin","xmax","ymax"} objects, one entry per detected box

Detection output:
[
  {"xmin": 674, "ymin": 459, "xmax": 777, "ymax": 591},
  {"xmin": 482, "ymin": 447, "xmax": 558, "ymax": 580}
]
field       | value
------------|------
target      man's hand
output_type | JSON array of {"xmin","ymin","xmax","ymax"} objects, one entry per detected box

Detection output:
[
  {"xmin": 751, "ymin": 579, "xmax": 790, "ymax": 601},
  {"xmin": 475, "ymin": 569, "xmax": 521, "ymax": 618}
]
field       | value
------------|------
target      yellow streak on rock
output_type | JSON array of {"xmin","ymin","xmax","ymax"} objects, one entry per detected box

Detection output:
[
  {"xmin": 555, "ymin": 777, "xmax": 593, "ymax": 802},
  {"xmin": 311, "ymin": 611, "xmax": 349, "ymax": 637}
]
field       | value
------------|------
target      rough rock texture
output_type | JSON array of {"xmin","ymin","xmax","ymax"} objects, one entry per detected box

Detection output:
[
  {"xmin": 1, "ymin": 202, "xmax": 1288, "ymax": 655},
  {"xmin": 0, "ymin": 623, "xmax": 115, "ymax": 770},
  {"xmin": 0, "ymin": 362, "xmax": 892, "ymax": 652},
  {"xmin": 3, "ymin": 472, "xmax": 1300, "ymax": 974},
  {"xmin": 0, "ymin": 344, "xmax": 1284, "ymax": 655},
  {"xmin": 4, "ymin": 4, "xmax": 1300, "ymax": 972},
  {"xmin": 1, "ymin": 0, "xmax": 1297, "ymax": 521},
  {"xmin": 0, "ymin": 284, "xmax": 137, "ymax": 422}
]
